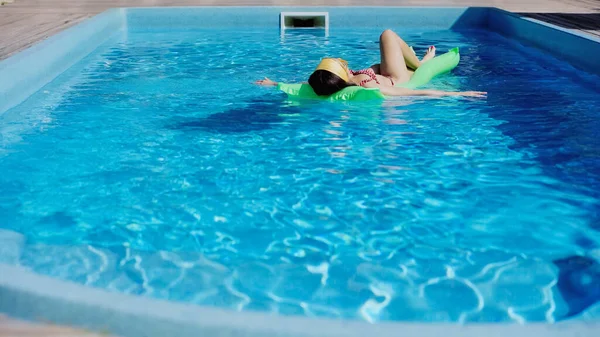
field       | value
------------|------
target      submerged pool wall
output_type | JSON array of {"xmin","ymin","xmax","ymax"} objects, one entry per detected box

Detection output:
[
  {"xmin": 1, "ymin": 7, "xmax": 599, "ymax": 116},
  {"xmin": 1, "ymin": 6, "xmax": 600, "ymax": 337},
  {"xmin": 124, "ymin": 6, "xmax": 489, "ymax": 30},
  {"xmin": 486, "ymin": 10, "xmax": 600, "ymax": 80}
]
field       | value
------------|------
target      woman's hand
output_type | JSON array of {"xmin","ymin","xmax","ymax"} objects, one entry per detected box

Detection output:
[{"xmin": 255, "ymin": 77, "xmax": 278, "ymax": 86}]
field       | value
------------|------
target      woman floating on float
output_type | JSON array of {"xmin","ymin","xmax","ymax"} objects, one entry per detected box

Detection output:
[{"xmin": 256, "ymin": 29, "xmax": 486, "ymax": 100}]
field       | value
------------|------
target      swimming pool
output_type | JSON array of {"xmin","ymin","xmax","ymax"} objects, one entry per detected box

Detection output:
[{"xmin": 1, "ymin": 6, "xmax": 599, "ymax": 333}]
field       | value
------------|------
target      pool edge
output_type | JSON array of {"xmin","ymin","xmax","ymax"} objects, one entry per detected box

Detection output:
[
  {"xmin": 0, "ymin": 263, "xmax": 598, "ymax": 337},
  {"xmin": 486, "ymin": 8, "xmax": 600, "ymax": 78},
  {"xmin": 0, "ymin": 8, "xmax": 126, "ymax": 115}
]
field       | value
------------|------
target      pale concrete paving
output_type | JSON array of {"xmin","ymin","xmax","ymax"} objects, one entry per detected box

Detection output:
[{"xmin": 0, "ymin": 314, "xmax": 114, "ymax": 337}]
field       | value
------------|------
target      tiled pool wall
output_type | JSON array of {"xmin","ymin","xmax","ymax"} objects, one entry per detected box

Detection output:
[{"xmin": 1, "ymin": 6, "xmax": 600, "ymax": 337}]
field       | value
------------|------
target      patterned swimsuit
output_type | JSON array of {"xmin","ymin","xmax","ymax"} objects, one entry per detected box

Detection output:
[{"xmin": 350, "ymin": 68, "xmax": 395, "ymax": 87}]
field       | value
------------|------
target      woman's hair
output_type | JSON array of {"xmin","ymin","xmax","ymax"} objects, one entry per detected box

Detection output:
[{"xmin": 308, "ymin": 70, "xmax": 355, "ymax": 96}]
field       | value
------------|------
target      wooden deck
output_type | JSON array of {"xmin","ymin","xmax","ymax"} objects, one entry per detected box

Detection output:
[{"xmin": 0, "ymin": 0, "xmax": 599, "ymax": 59}]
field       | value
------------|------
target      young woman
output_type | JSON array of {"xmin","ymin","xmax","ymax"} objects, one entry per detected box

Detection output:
[{"xmin": 256, "ymin": 29, "xmax": 486, "ymax": 98}]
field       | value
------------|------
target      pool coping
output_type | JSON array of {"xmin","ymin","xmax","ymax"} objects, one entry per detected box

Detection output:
[
  {"xmin": 1, "ymin": 6, "xmax": 600, "ymax": 337},
  {"xmin": 0, "ymin": 7, "xmax": 126, "ymax": 114},
  {"xmin": 1, "ymin": 263, "xmax": 599, "ymax": 337}
]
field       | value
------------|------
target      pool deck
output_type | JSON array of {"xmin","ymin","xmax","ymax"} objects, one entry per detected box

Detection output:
[{"xmin": 0, "ymin": 0, "xmax": 599, "ymax": 59}]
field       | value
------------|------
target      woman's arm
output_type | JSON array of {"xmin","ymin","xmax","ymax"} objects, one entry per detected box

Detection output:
[
  {"xmin": 255, "ymin": 77, "xmax": 485, "ymax": 98},
  {"xmin": 378, "ymin": 85, "xmax": 486, "ymax": 98},
  {"xmin": 255, "ymin": 77, "xmax": 310, "ymax": 86}
]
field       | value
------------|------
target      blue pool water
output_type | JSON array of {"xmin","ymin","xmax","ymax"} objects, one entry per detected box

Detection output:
[{"xmin": 1, "ymin": 27, "xmax": 600, "ymax": 323}]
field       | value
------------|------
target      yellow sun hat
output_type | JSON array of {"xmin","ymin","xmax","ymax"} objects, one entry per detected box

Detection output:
[{"xmin": 315, "ymin": 58, "xmax": 350, "ymax": 82}]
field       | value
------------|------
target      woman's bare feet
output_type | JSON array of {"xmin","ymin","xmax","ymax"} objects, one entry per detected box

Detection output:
[{"xmin": 421, "ymin": 46, "xmax": 436, "ymax": 63}]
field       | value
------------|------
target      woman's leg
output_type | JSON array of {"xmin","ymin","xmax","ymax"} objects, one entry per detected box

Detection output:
[{"xmin": 379, "ymin": 29, "xmax": 423, "ymax": 82}]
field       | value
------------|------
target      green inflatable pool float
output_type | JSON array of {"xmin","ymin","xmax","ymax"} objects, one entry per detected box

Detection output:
[{"xmin": 278, "ymin": 47, "xmax": 460, "ymax": 101}]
